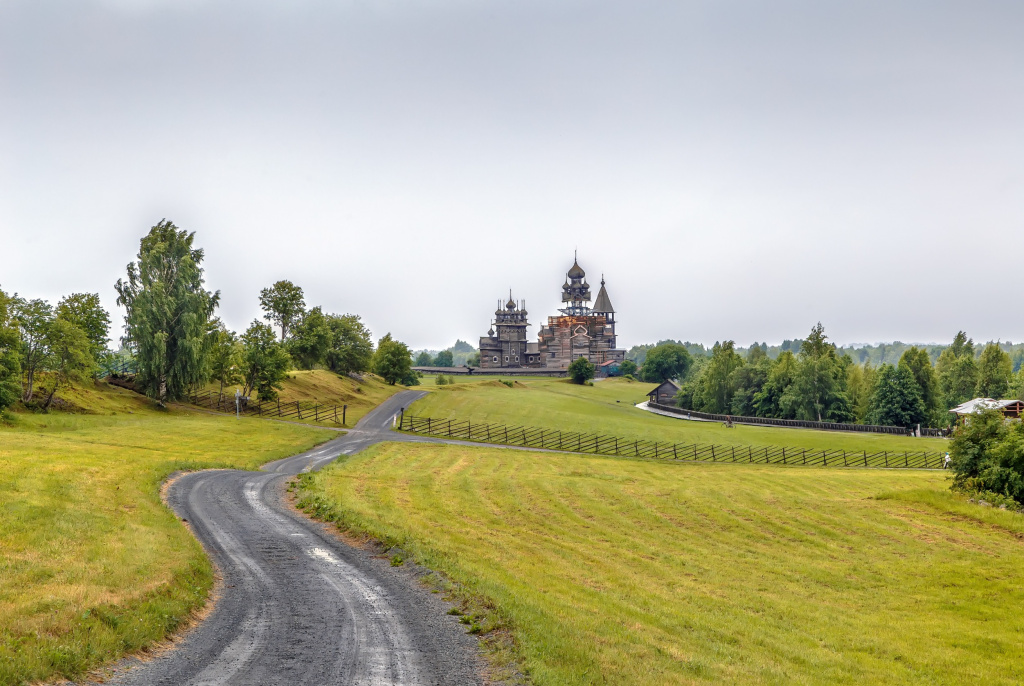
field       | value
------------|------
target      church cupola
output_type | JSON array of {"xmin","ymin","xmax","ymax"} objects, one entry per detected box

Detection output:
[{"xmin": 559, "ymin": 253, "xmax": 592, "ymax": 316}]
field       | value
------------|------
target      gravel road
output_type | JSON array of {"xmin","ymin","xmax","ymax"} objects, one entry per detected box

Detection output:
[{"xmin": 93, "ymin": 391, "xmax": 487, "ymax": 686}]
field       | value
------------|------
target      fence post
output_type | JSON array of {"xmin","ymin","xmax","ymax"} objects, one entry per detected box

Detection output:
[
  {"xmin": 905, "ymin": 451, "xmax": 908, "ymax": 467},
  {"xmin": 428, "ymin": 417, "xmax": 432, "ymax": 433},
  {"xmin": 748, "ymin": 446, "xmax": 752, "ymax": 463},
  {"xmin": 635, "ymin": 441, "xmax": 639, "ymax": 457},
  {"xmin": 674, "ymin": 444, "xmax": 678, "ymax": 459},
  {"xmin": 782, "ymin": 447, "xmax": 786, "ymax": 464},
  {"xmin": 448, "ymin": 420, "xmax": 452, "ymax": 437},
  {"xmin": 732, "ymin": 446, "xmax": 736, "ymax": 461},
  {"xmin": 504, "ymin": 426, "xmax": 508, "ymax": 443},
  {"xmin": 315, "ymin": 404, "xmax": 319, "ymax": 422},
  {"xmin": 843, "ymin": 450, "xmax": 847, "ymax": 467},
  {"xmin": 823, "ymin": 451, "xmax": 827, "ymax": 467},
  {"xmin": 884, "ymin": 452, "xmax": 888, "ymax": 468},
  {"xmin": 693, "ymin": 445, "xmax": 697, "ymax": 460},
  {"xmin": 711, "ymin": 445, "xmax": 715, "ymax": 461}
]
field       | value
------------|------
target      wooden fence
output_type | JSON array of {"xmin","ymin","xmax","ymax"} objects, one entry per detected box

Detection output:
[
  {"xmin": 188, "ymin": 390, "xmax": 348, "ymax": 425},
  {"xmin": 400, "ymin": 414, "xmax": 947, "ymax": 469},
  {"xmin": 648, "ymin": 402, "xmax": 948, "ymax": 438}
]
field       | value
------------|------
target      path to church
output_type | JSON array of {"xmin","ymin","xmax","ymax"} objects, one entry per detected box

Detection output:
[{"xmin": 87, "ymin": 391, "xmax": 501, "ymax": 686}]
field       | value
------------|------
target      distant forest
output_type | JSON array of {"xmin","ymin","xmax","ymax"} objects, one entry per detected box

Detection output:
[
  {"xmin": 627, "ymin": 339, "xmax": 1024, "ymax": 372},
  {"xmin": 628, "ymin": 328, "xmax": 1024, "ymax": 429},
  {"xmin": 413, "ymin": 339, "xmax": 478, "ymax": 368}
]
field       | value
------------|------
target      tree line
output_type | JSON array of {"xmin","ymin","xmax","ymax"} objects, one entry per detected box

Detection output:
[
  {"xmin": 637, "ymin": 324, "xmax": 1024, "ymax": 429},
  {"xmin": 0, "ymin": 289, "xmax": 110, "ymax": 412},
  {"xmin": 0, "ymin": 220, "xmax": 421, "ymax": 413}
]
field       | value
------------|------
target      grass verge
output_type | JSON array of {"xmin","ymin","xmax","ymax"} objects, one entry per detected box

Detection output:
[
  {"xmin": 411, "ymin": 377, "xmax": 947, "ymax": 453},
  {"xmin": 297, "ymin": 441, "xmax": 1024, "ymax": 685},
  {"xmin": 0, "ymin": 398, "xmax": 333, "ymax": 685}
]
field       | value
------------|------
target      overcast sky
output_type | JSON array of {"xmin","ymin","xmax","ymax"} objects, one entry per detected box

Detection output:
[{"xmin": 2, "ymin": 0, "xmax": 1021, "ymax": 351}]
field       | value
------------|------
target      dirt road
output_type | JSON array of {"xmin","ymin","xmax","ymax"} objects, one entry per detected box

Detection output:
[{"xmin": 97, "ymin": 391, "xmax": 486, "ymax": 685}]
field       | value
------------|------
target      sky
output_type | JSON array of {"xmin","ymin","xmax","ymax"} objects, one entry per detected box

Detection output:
[{"xmin": 2, "ymin": 0, "xmax": 1022, "ymax": 351}]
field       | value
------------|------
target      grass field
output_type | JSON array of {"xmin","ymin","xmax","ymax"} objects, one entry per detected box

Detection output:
[
  {"xmin": 0, "ymin": 384, "xmax": 333, "ymax": 685},
  {"xmin": 411, "ymin": 377, "xmax": 947, "ymax": 453},
  {"xmin": 199, "ymin": 369, "xmax": 403, "ymax": 426},
  {"xmin": 299, "ymin": 442, "xmax": 1024, "ymax": 685}
]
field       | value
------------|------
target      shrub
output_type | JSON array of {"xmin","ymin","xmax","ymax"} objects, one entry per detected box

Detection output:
[
  {"xmin": 949, "ymin": 409, "xmax": 1024, "ymax": 504},
  {"xmin": 568, "ymin": 357, "xmax": 595, "ymax": 384}
]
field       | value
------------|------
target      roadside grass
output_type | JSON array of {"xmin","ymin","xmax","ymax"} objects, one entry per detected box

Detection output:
[
  {"xmin": 298, "ymin": 442, "xmax": 1024, "ymax": 685},
  {"xmin": 198, "ymin": 369, "xmax": 403, "ymax": 426},
  {"xmin": 0, "ymin": 392, "xmax": 333, "ymax": 685},
  {"xmin": 411, "ymin": 377, "xmax": 947, "ymax": 453}
]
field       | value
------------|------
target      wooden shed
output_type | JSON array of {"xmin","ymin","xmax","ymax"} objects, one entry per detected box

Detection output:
[{"xmin": 647, "ymin": 380, "xmax": 680, "ymax": 406}]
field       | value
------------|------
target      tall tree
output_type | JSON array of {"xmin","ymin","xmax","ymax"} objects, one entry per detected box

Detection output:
[
  {"xmin": 259, "ymin": 280, "xmax": 305, "ymax": 341},
  {"xmin": 780, "ymin": 323, "xmax": 852, "ymax": 422},
  {"xmin": 12, "ymin": 298, "xmax": 54, "ymax": 402},
  {"xmin": 729, "ymin": 345, "xmax": 771, "ymax": 416},
  {"xmin": 1009, "ymin": 367, "xmax": 1024, "ymax": 401},
  {"xmin": 695, "ymin": 341, "xmax": 743, "ymax": 413},
  {"xmin": 240, "ymin": 320, "xmax": 291, "ymax": 400},
  {"xmin": 898, "ymin": 346, "xmax": 941, "ymax": 425},
  {"xmin": 415, "ymin": 351, "xmax": 434, "ymax": 367},
  {"xmin": 55, "ymin": 293, "xmax": 110, "ymax": 361},
  {"xmin": 434, "ymin": 350, "xmax": 455, "ymax": 368},
  {"xmin": 753, "ymin": 351, "xmax": 797, "ymax": 418},
  {"xmin": 640, "ymin": 342, "xmax": 692, "ymax": 383},
  {"xmin": 868, "ymin": 363, "xmax": 926, "ymax": 428},
  {"xmin": 936, "ymin": 331, "xmax": 978, "ymax": 409},
  {"xmin": 372, "ymin": 333, "xmax": 417, "ymax": 385},
  {"xmin": 0, "ymin": 288, "xmax": 22, "ymax": 411},
  {"xmin": 324, "ymin": 314, "xmax": 374, "ymax": 375},
  {"xmin": 976, "ymin": 343, "xmax": 1013, "ymax": 399},
  {"xmin": 288, "ymin": 306, "xmax": 333, "ymax": 370},
  {"xmin": 846, "ymin": 362, "xmax": 878, "ymax": 424},
  {"xmin": 208, "ymin": 321, "xmax": 243, "ymax": 395},
  {"xmin": 115, "ymin": 220, "xmax": 220, "ymax": 404},
  {"xmin": 39, "ymin": 319, "xmax": 93, "ymax": 411}
]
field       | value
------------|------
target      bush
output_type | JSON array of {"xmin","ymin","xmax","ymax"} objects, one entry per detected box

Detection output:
[
  {"xmin": 568, "ymin": 357, "xmax": 595, "ymax": 384},
  {"xmin": 949, "ymin": 409, "xmax": 1024, "ymax": 505}
]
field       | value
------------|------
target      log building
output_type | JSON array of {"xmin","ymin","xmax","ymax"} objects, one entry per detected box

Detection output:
[{"xmin": 479, "ymin": 257, "xmax": 625, "ymax": 370}]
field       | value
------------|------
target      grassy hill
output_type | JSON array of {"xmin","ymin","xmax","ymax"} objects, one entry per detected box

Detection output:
[
  {"xmin": 410, "ymin": 377, "xmax": 947, "ymax": 453},
  {"xmin": 200, "ymin": 369, "xmax": 404, "ymax": 426},
  {"xmin": 0, "ymin": 381, "xmax": 333, "ymax": 685},
  {"xmin": 299, "ymin": 442, "xmax": 1024, "ymax": 685}
]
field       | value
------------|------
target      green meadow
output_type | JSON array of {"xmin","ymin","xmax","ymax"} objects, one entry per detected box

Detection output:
[
  {"xmin": 411, "ymin": 377, "xmax": 948, "ymax": 454},
  {"xmin": 299, "ymin": 441, "xmax": 1024, "ymax": 685},
  {"xmin": 0, "ymin": 385, "xmax": 332, "ymax": 685}
]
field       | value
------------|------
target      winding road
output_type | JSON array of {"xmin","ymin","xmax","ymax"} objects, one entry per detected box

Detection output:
[{"xmin": 96, "ymin": 391, "xmax": 486, "ymax": 686}]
